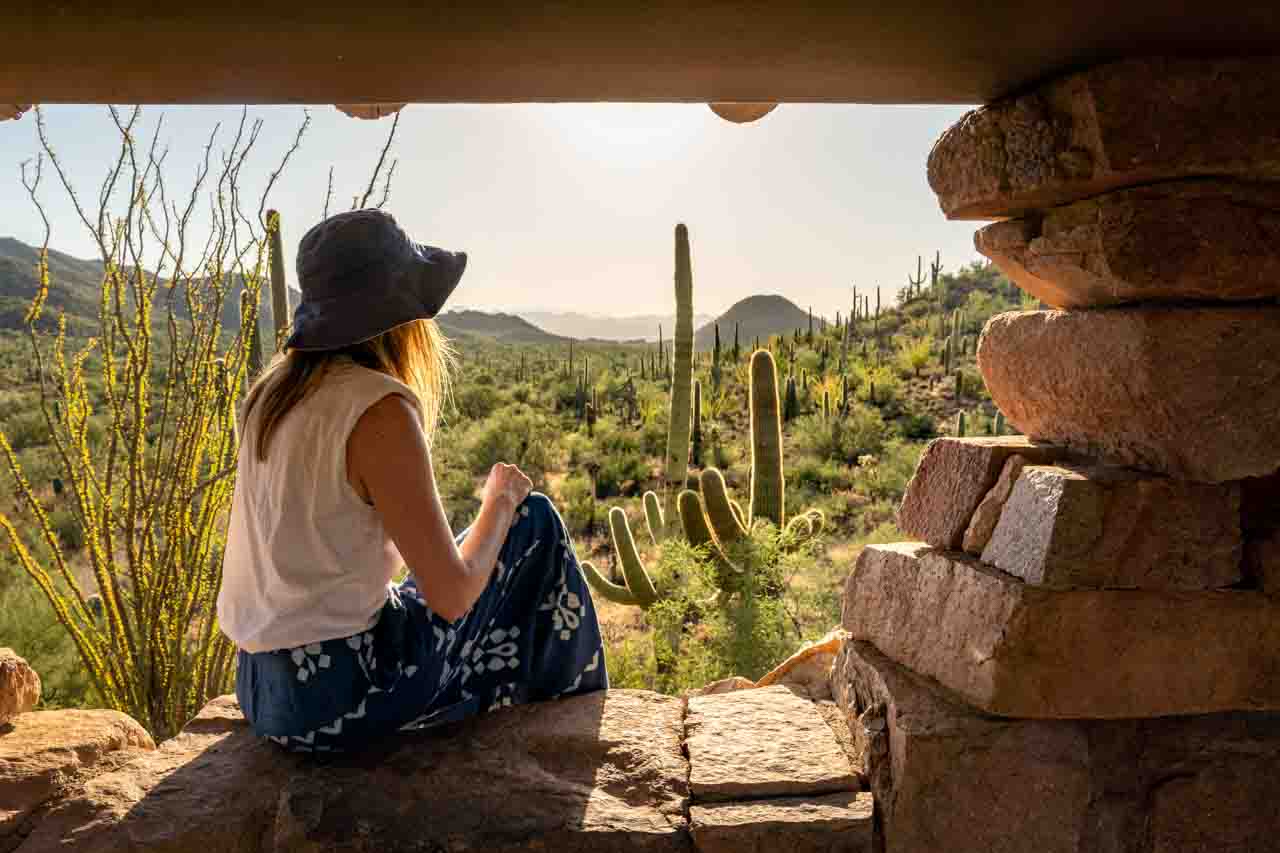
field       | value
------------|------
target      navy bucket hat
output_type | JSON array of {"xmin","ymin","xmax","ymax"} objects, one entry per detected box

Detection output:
[{"xmin": 285, "ymin": 209, "xmax": 467, "ymax": 351}]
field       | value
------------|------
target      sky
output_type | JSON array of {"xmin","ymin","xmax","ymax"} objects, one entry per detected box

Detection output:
[{"xmin": 0, "ymin": 103, "xmax": 981, "ymax": 320}]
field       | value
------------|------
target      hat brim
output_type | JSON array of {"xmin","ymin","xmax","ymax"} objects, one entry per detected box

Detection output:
[{"xmin": 285, "ymin": 245, "xmax": 466, "ymax": 351}]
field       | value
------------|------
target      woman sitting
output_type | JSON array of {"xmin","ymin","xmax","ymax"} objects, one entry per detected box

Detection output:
[{"xmin": 217, "ymin": 209, "xmax": 608, "ymax": 753}]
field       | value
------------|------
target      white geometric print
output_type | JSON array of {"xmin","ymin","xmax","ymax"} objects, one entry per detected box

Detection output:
[
  {"xmin": 538, "ymin": 557, "xmax": 584, "ymax": 641},
  {"xmin": 289, "ymin": 642, "xmax": 332, "ymax": 683}
]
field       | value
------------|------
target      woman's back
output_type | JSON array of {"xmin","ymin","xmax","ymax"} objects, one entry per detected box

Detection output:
[{"xmin": 218, "ymin": 359, "xmax": 417, "ymax": 653}]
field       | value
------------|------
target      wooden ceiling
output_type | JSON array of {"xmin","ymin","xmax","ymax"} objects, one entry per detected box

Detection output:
[{"xmin": 4, "ymin": 2, "xmax": 1280, "ymax": 107}]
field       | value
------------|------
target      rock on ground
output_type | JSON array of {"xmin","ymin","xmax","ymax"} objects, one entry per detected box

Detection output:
[
  {"xmin": 978, "ymin": 307, "xmax": 1280, "ymax": 483},
  {"xmin": 0, "ymin": 650, "xmax": 41, "ymax": 726},
  {"xmin": 928, "ymin": 57, "xmax": 1280, "ymax": 219},
  {"xmin": 842, "ymin": 543, "xmax": 1280, "ymax": 718},
  {"xmin": 690, "ymin": 792, "xmax": 874, "ymax": 853},
  {"xmin": 832, "ymin": 640, "xmax": 1280, "ymax": 853},
  {"xmin": 1, "ymin": 709, "xmax": 153, "ymax": 851},
  {"xmin": 897, "ymin": 437, "xmax": 1069, "ymax": 550},
  {"xmin": 685, "ymin": 686, "xmax": 861, "ymax": 802},
  {"xmin": 974, "ymin": 180, "xmax": 1280, "ymax": 308},
  {"xmin": 980, "ymin": 463, "xmax": 1242, "ymax": 589}
]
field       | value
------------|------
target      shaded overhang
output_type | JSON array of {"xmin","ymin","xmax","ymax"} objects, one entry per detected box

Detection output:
[{"xmin": 4, "ymin": 2, "xmax": 1280, "ymax": 110}]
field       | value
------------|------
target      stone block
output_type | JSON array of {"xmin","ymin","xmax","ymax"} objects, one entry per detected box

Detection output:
[
  {"xmin": 978, "ymin": 307, "xmax": 1280, "ymax": 483},
  {"xmin": 897, "ymin": 437, "xmax": 1069, "ymax": 550},
  {"xmin": 842, "ymin": 542, "xmax": 1280, "ymax": 718},
  {"xmin": 961, "ymin": 454, "xmax": 1028, "ymax": 554},
  {"xmin": 980, "ymin": 464, "xmax": 1242, "ymax": 589},
  {"xmin": 832, "ymin": 639, "xmax": 1280, "ymax": 853},
  {"xmin": 0, "ymin": 649, "xmax": 40, "ymax": 726},
  {"xmin": 0, "ymin": 709, "xmax": 153, "ymax": 849},
  {"xmin": 690, "ymin": 792, "xmax": 874, "ymax": 853},
  {"xmin": 975, "ymin": 181, "xmax": 1280, "ymax": 308},
  {"xmin": 685, "ymin": 685, "xmax": 860, "ymax": 802},
  {"xmin": 928, "ymin": 57, "xmax": 1280, "ymax": 219}
]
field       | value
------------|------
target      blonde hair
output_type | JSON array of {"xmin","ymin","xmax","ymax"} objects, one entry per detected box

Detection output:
[{"xmin": 242, "ymin": 319, "xmax": 453, "ymax": 461}]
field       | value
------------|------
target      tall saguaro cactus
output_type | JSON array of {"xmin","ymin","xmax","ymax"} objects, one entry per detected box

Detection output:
[
  {"xmin": 581, "ymin": 224, "xmax": 696, "ymax": 609},
  {"xmin": 266, "ymin": 210, "xmax": 290, "ymax": 351},
  {"xmin": 663, "ymin": 223, "xmax": 695, "ymax": 540}
]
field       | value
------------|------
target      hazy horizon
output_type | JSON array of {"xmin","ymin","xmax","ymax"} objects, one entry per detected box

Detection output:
[{"xmin": 1, "ymin": 103, "xmax": 981, "ymax": 319}]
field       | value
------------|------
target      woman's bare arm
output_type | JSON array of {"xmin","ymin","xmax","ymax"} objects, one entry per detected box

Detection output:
[{"xmin": 346, "ymin": 394, "xmax": 531, "ymax": 622}]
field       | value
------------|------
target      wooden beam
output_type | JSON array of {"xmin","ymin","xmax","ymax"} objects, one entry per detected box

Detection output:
[{"xmin": 3, "ymin": 2, "xmax": 1280, "ymax": 107}]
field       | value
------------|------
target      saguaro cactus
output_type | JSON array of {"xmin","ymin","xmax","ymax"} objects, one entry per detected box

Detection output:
[
  {"xmin": 680, "ymin": 350, "xmax": 824, "ymax": 576},
  {"xmin": 662, "ymin": 223, "xmax": 695, "ymax": 539},
  {"xmin": 582, "ymin": 223, "xmax": 696, "ymax": 608},
  {"xmin": 266, "ymin": 210, "xmax": 290, "ymax": 351},
  {"xmin": 691, "ymin": 379, "xmax": 703, "ymax": 467}
]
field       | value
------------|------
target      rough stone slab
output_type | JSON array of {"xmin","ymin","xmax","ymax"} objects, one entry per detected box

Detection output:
[
  {"xmin": 272, "ymin": 689, "xmax": 691, "ymax": 853},
  {"xmin": 975, "ymin": 181, "xmax": 1280, "ymax": 308},
  {"xmin": 0, "ymin": 650, "xmax": 40, "ymax": 726},
  {"xmin": 842, "ymin": 542, "xmax": 1280, "ymax": 718},
  {"xmin": 690, "ymin": 792, "xmax": 874, "ymax": 853},
  {"xmin": 832, "ymin": 639, "xmax": 1280, "ymax": 853},
  {"xmin": 980, "ymin": 463, "xmax": 1242, "ymax": 589},
  {"xmin": 961, "ymin": 454, "xmax": 1028, "ymax": 555},
  {"xmin": 685, "ymin": 685, "xmax": 859, "ymax": 802},
  {"xmin": 928, "ymin": 57, "xmax": 1280, "ymax": 219},
  {"xmin": 978, "ymin": 307, "xmax": 1280, "ymax": 483},
  {"xmin": 15, "ymin": 696, "xmax": 297, "ymax": 853},
  {"xmin": 897, "ymin": 437, "xmax": 1069, "ymax": 550},
  {"xmin": 1, "ymin": 709, "xmax": 153, "ymax": 848},
  {"xmin": 22, "ymin": 690, "xmax": 690, "ymax": 853}
]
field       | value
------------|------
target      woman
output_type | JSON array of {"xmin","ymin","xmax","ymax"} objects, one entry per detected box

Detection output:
[{"xmin": 217, "ymin": 209, "xmax": 608, "ymax": 753}]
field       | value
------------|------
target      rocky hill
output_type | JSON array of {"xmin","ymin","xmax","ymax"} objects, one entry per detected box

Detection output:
[{"xmin": 693, "ymin": 294, "xmax": 826, "ymax": 352}]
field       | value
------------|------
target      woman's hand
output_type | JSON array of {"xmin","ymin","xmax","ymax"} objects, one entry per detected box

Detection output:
[{"xmin": 482, "ymin": 462, "xmax": 533, "ymax": 514}]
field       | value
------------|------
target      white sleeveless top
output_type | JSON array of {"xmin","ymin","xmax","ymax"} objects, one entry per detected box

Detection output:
[{"xmin": 217, "ymin": 360, "xmax": 417, "ymax": 653}]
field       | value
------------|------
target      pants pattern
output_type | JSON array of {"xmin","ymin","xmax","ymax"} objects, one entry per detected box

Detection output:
[{"xmin": 234, "ymin": 493, "xmax": 608, "ymax": 752}]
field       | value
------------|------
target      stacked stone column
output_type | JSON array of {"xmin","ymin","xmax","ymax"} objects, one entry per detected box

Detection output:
[{"xmin": 834, "ymin": 57, "xmax": 1280, "ymax": 853}]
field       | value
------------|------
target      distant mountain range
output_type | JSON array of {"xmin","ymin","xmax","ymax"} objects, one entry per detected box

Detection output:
[
  {"xmin": 1, "ymin": 238, "xmax": 822, "ymax": 350},
  {"xmin": 515, "ymin": 310, "xmax": 715, "ymax": 342},
  {"xmin": 0, "ymin": 237, "xmax": 296, "ymax": 338},
  {"xmin": 694, "ymin": 294, "xmax": 827, "ymax": 351},
  {"xmin": 436, "ymin": 310, "xmax": 569, "ymax": 344}
]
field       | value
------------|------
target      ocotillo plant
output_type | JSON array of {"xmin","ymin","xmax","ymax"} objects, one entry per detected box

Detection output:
[
  {"xmin": 680, "ymin": 350, "xmax": 824, "ymax": 582},
  {"xmin": 0, "ymin": 108, "xmax": 308, "ymax": 739},
  {"xmin": 581, "ymin": 223, "xmax": 695, "ymax": 609}
]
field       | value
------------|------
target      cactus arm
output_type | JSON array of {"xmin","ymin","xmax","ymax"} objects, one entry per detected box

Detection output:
[
  {"xmin": 782, "ymin": 509, "xmax": 826, "ymax": 551},
  {"xmin": 699, "ymin": 468, "xmax": 747, "ymax": 545},
  {"xmin": 662, "ymin": 223, "xmax": 695, "ymax": 540},
  {"xmin": 609, "ymin": 507, "xmax": 659, "ymax": 608},
  {"xmin": 678, "ymin": 489, "xmax": 740, "ymax": 593},
  {"xmin": 748, "ymin": 350, "xmax": 785, "ymax": 528},
  {"xmin": 642, "ymin": 490, "xmax": 664, "ymax": 547},
  {"xmin": 729, "ymin": 500, "xmax": 747, "ymax": 529},
  {"xmin": 581, "ymin": 560, "xmax": 639, "ymax": 606}
]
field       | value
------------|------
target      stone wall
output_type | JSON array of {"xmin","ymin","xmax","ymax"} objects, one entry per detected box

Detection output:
[
  {"xmin": 0, "ymin": 649, "xmax": 871, "ymax": 853},
  {"xmin": 834, "ymin": 54, "xmax": 1280, "ymax": 853}
]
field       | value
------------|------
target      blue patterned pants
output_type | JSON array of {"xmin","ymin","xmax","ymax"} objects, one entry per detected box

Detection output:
[{"xmin": 234, "ymin": 493, "xmax": 609, "ymax": 752}]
